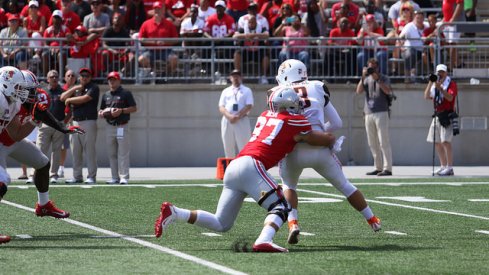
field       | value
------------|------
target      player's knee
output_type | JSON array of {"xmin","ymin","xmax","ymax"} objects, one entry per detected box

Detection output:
[
  {"xmin": 0, "ymin": 182, "xmax": 7, "ymax": 199},
  {"xmin": 36, "ymin": 162, "xmax": 50, "ymax": 173},
  {"xmin": 267, "ymin": 206, "xmax": 289, "ymax": 224}
]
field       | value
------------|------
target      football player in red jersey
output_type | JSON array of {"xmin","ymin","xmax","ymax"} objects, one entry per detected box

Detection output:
[
  {"xmin": 155, "ymin": 87, "xmax": 336, "ymax": 253},
  {"xmin": 0, "ymin": 68, "xmax": 84, "ymax": 243}
]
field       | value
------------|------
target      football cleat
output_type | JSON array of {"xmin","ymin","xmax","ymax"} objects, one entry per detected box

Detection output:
[
  {"xmin": 367, "ymin": 216, "xmax": 382, "ymax": 232},
  {"xmin": 0, "ymin": 234, "xmax": 11, "ymax": 244},
  {"xmin": 35, "ymin": 200, "xmax": 70, "ymax": 219},
  {"xmin": 154, "ymin": 202, "xmax": 176, "ymax": 238},
  {"xmin": 287, "ymin": 221, "xmax": 300, "ymax": 244},
  {"xmin": 252, "ymin": 242, "xmax": 289, "ymax": 253}
]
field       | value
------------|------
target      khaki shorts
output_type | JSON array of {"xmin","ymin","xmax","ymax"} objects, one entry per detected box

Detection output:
[{"xmin": 427, "ymin": 117, "xmax": 453, "ymax": 143}]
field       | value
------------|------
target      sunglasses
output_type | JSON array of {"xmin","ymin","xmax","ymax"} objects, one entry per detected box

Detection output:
[
  {"xmin": 48, "ymin": 75, "xmax": 59, "ymax": 78},
  {"xmin": 80, "ymin": 74, "xmax": 91, "ymax": 78},
  {"xmin": 66, "ymin": 74, "xmax": 75, "ymax": 77}
]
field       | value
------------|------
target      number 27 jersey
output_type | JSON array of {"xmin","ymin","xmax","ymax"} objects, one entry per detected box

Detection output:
[{"xmin": 237, "ymin": 110, "xmax": 311, "ymax": 170}]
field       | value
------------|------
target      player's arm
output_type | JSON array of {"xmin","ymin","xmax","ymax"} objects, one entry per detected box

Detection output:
[
  {"xmin": 5, "ymin": 114, "xmax": 36, "ymax": 142},
  {"xmin": 324, "ymin": 103, "xmax": 342, "ymax": 132},
  {"xmin": 32, "ymin": 104, "xmax": 85, "ymax": 134},
  {"xmin": 294, "ymin": 130, "xmax": 336, "ymax": 147}
]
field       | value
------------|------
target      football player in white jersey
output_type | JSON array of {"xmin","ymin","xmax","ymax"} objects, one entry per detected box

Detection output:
[
  {"xmin": 273, "ymin": 59, "xmax": 381, "ymax": 244},
  {"xmin": 0, "ymin": 67, "xmax": 83, "ymax": 244}
]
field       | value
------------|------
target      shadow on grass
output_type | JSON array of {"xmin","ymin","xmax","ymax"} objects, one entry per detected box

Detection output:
[{"xmin": 290, "ymin": 244, "xmax": 439, "ymax": 252}]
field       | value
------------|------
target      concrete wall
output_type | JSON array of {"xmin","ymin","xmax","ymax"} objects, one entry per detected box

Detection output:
[{"xmin": 9, "ymin": 83, "xmax": 489, "ymax": 167}]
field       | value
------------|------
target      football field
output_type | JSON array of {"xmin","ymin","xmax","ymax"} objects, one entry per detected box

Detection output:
[{"xmin": 1, "ymin": 177, "xmax": 489, "ymax": 274}]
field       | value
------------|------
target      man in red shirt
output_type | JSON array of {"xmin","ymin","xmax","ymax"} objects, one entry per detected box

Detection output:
[
  {"xmin": 154, "ymin": 87, "xmax": 336, "ymax": 253},
  {"xmin": 204, "ymin": 0, "xmax": 236, "ymax": 60},
  {"xmin": 42, "ymin": 10, "xmax": 72, "ymax": 75},
  {"xmin": 327, "ymin": 16, "xmax": 357, "ymax": 77},
  {"xmin": 226, "ymin": 0, "xmax": 248, "ymax": 23},
  {"xmin": 331, "ymin": 0, "xmax": 360, "ymax": 31},
  {"xmin": 49, "ymin": 0, "xmax": 80, "ymax": 33},
  {"xmin": 138, "ymin": 1, "xmax": 179, "ymax": 75},
  {"xmin": 442, "ymin": 0, "xmax": 464, "ymax": 70}
]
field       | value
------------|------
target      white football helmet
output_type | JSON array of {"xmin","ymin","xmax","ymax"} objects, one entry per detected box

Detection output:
[
  {"xmin": 276, "ymin": 59, "xmax": 308, "ymax": 85},
  {"xmin": 0, "ymin": 66, "xmax": 28, "ymax": 103},
  {"xmin": 21, "ymin": 70, "xmax": 40, "ymax": 104},
  {"xmin": 268, "ymin": 87, "xmax": 302, "ymax": 114}
]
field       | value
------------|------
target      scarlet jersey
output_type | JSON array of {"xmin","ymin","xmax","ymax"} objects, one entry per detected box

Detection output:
[
  {"xmin": 237, "ymin": 110, "xmax": 311, "ymax": 170},
  {"xmin": 204, "ymin": 13, "xmax": 236, "ymax": 38},
  {"xmin": 24, "ymin": 14, "xmax": 43, "ymax": 36},
  {"xmin": 44, "ymin": 25, "xmax": 71, "ymax": 46},
  {"xmin": 269, "ymin": 81, "xmax": 330, "ymax": 131}
]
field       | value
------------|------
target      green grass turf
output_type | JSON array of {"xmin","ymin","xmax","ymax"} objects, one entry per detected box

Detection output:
[{"xmin": 1, "ymin": 178, "xmax": 489, "ymax": 274}]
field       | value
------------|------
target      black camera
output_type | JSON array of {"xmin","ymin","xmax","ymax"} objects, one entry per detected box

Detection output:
[
  {"xmin": 429, "ymin": 73, "xmax": 438, "ymax": 82},
  {"xmin": 366, "ymin": 67, "xmax": 375, "ymax": 75},
  {"xmin": 448, "ymin": 112, "xmax": 460, "ymax": 136}
]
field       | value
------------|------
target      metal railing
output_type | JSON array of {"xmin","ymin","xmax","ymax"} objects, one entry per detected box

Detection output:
[{"xmin": 1, "ymin": 29, "xmax": 488, "ymax": 84}]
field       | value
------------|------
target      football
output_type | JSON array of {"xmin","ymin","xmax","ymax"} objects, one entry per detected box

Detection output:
[{"xmin": 102, "ymin": 108, "xmax": 116, "ymax": 119}]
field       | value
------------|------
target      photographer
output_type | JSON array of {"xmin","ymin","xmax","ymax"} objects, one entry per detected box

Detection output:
[
  {"xmin": 424, "ymin": 64, "xmax": 458, "ymax": 176},
  {"xmin": 356, "ymin": 58, "xmax": 394, "ymax": 176}
]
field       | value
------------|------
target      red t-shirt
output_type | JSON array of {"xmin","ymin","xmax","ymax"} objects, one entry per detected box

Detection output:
[
  {"xmin": 204, "ymin": 13, "xmax": 236, "ymax": 37},
  {"xmin": 357, "ymin": 26, "xmax": 385, "ymax": 47},
  {"xmin": 331, "ymin": 2, "xmax": 359, "ymax": 28},
  {"xmin": 329, "ymin": 27, "xmax": 356, "ymax": 45},
  {"xmin": 139, "ymin": 17, "xmax": 178, "ymax": 44},
  {"xmin": 43, "ymin": 25, "xmax": 71, "ymax": 46},
  {"xmin": 20, "ymin": 4, "xmax": 51, "ymax": 21},
  {"xmin": 237, "ymin": 110, "xmax": 311, "ymax": 170},
  {"xmin": 435, "ymin": 80, "xmax": 458, "ymax": 113},
  {"xmin": 442, "ymin": 0, "xmax": 464, "ymax": 22},
  {"xmin": 0, "ymin": 8, "xmax": 7, "ymax": 29},
  {"xmin": 70, "ymin": 35, "xmax": 99, "ymax": 58},
  {"xmin": 259, "ymin": 2, "xmax": 281, "ymax": 27},
  {"xmin": 25, "ymin": 14, "xmax": 43, "ymax": 36},
  {"xmin": 227, "ymin": 0, "xmax": 248, "ymax": 11},
  {"xmin": 49, "ymin": 10, "xmax": 80, "ymax": 33}
]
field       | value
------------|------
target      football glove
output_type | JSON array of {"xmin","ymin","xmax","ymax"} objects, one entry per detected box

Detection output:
[{"xmin": 67, "ymin": 125, "xmax": 85, "ymax": 134}]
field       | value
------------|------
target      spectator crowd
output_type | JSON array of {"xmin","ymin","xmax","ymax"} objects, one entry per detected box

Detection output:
[{"xmin": 0, "ymin": 0, "xmax": 477, "ymax": 82}]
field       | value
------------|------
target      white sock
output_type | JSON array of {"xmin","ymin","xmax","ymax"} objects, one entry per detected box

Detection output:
[
  {"xmin": 288, "ymin": 208, "xmax": 298, "ymax": 222},
  {"xmin": 360, "ymin": 206, "xmax": 374, "ymax": 220},
  {"xmin": 173, "ymin": 206, "xmax": 191, "ymax": 222},
  {"xmin": 38, "ymin": 192, "xmax": 49, "ymax": 206},
  {"xmin": 255, "ymin": 225, "xmax": 277, "ymax": 244}
]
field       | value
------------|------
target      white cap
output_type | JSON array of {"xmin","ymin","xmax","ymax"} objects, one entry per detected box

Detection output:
[
  {"xmin": 436, "ymin": 64, "xmax": 447, "ymax": 72},
  {"xmin": 29, "ymin": 0, "xmax": 39, "ymax": 7},
  {"xmin": 52, "ymin": 9, "xmax": 63, "ymax": 19},
  {"xmin": 215, "ymin": 0, "xmax": 226, "ymax": 8}
]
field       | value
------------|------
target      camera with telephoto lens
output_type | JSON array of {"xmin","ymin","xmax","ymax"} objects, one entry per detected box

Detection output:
[
  {"xmin": 449, "ymin": 112, "xmax": 460, "ymax": 136},
  {"xmin": 366, "ymin": 67, "xmax": 375, "ymax": 75},
  {"xmin": 429, "ymin": 73, "xmax": 438, "ymax": 82}
]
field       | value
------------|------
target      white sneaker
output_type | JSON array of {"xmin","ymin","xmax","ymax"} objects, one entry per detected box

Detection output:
[
  {"xmin": 438, "ymin": 168, "xmax": 454, "ymax": 176},
  {"xmin": 435, "ymin": 167, "xmax": 445, "ymax": 175},
  {"xmin": 58, "ymin": 168, "xmax": 64, "ymax": 178},
  {"xmin": 26, "ymin": 177, "xmax": 33, "ymax": 184},
  {"xmin": 259, "ymin": 75, "xmax": 269, "ymax": 84},
  {"xmin": 120, "ymin": 178, "xmax": 128, "ymax": 185},
  {"xmin": 49, "ymin": 176, "xmax": 58, "ymax": 184},
  {"xmin": 84, "ymin": 178, "xmax": 96, "ymax": 184}
]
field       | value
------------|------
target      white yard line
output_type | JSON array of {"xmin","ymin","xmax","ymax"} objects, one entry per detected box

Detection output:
[
  {"xmin": 475, "ymin": 230, "xmax": 489, "ymax": 235},
  {"xmin": 297, "ymin": 189, "xmax": 489, "ymax": 221},
  {"xmin": 384, "ymin": 231, "xmax": 407, "ymax": 236},
  {"xmin": 1, "ymin": 200, "xmax": 247, "ymax": 275},
  {"xmin": 468, "ymin": 199, "xmax": 489, "ymax": 202}
]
